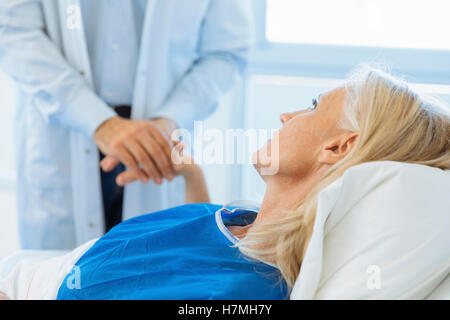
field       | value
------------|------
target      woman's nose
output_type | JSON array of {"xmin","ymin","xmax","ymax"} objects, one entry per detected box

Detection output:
[{"xmin": 280, "ymin": 112, "xmax": 293, "ymax": 125}]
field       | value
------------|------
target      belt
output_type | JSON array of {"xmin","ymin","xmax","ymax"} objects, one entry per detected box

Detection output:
[{"xmin": 113, "ymin": 105, "xmax": 132, "ymax": 119}]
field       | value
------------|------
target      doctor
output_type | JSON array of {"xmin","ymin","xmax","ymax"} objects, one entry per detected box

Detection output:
[{"xmin": 0, "ymin": 0, "xmax": 252, "ymax": 249}]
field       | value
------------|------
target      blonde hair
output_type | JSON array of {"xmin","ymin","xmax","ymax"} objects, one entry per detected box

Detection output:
[{"xmin": 236, "ymin": 66, "xmax": 450, "ymax": 290}]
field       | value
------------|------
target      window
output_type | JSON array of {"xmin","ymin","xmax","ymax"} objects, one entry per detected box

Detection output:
[{"xmin": 266, "ymin": 0, "xmax": 450, "ymax": 50}]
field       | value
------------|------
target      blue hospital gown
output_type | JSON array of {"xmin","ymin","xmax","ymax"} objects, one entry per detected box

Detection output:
[{"xmin": 57, "ymin": 203, "xmax": 288, "ymax": 300}]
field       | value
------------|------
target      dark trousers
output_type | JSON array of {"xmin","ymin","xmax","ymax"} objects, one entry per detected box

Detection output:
[{"xmin": 100, "ymin": 106, "xmax": 131, "ymax": 233}]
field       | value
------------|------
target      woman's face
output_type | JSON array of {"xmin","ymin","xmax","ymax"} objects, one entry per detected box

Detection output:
[{"xmin": 253, "ymin": 87, "xmax": 347, "ymax": 179}]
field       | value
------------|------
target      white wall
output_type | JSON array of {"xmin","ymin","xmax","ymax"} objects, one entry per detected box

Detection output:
[{"xmin": 198, "ymin": 84, "xmax": 245, "ymax": 205}]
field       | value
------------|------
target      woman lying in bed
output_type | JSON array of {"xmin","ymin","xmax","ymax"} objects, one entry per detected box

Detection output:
[{"xmin": 1, "ymin": 67, "xmax": 449, "ymax": 300}]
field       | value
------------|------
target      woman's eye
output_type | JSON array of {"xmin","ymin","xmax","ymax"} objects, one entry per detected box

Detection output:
[{"xmin": 309, "ymin": 98, "xmax": 318, "ymax": 110}]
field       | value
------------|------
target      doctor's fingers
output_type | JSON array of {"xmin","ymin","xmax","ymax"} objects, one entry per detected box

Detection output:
[
  {"xmin": 116, "ymin": 170, "xmax": 141, "ymax": 187},
  {"xmin": 112, "ymin": 144, "xmax": 149, "ymax": 183},
  {"xmin": 145, "ymin": 121, "xmax": 174, "ymax": 158},
  {"xmin": 125, "ymin": 140, "xmax": 163, "ymax": 184},
  {"xmin": 100, "ymin": 155, "xmax": 120, "ymax": 172},
  {"xmin": 137, "ymin": 131, "xmax": 175, "ymax": 182}
]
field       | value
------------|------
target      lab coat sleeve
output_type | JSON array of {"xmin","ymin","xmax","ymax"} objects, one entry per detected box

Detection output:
[
  {"xmin": 0, "ymin": 0, "xmax": 116, "ymax": 137},
  {"xmin": 154, "ymin": 0, "xmax": 253, "ymax": 130}
]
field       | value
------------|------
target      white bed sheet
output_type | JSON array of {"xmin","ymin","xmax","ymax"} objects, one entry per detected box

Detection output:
[{"xmin": 0, "ymin": 239, "xmax": 96, "ymax": 300}]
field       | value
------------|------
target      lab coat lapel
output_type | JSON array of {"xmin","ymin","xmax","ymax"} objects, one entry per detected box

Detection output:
[
  {"xmin": 42, "ymin": 0, "xmax": 105, "ymax": 244},
  {"xmin": 41, "ymin": 0, "xmax": 62, "ymax": 48},
  {"xmin": 55, "ymin": 0, "xmax": 94, "ymax": 86},
  {"xmin": 132, "ymin": 0, "xmax": 171, "ymax": 120},
  {"xmin": 131, "ymin": 0, "xmax": 157, "ymax": 120}
]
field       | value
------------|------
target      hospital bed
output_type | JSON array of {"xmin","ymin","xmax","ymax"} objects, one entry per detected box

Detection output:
[{"xmin": 1, "ymin": 161, "xmax": 449, "ymax": 300}]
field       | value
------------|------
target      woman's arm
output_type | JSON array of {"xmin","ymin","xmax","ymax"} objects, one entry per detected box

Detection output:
[
  {"xmin": 173, "ymin": 143, "xmax": 210, "ymax": 204},
  {"xmin": 181, "ymin": 164, "xmax": 210, "ymax": 204}
]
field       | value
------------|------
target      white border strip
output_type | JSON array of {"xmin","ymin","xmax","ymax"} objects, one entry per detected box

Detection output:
[{"xmin": 215, "ymin": 207, "xmax": 239, "ymax": 245}]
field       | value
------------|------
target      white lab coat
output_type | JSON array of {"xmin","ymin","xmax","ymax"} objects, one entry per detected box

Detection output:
[{"xmin": 0, "ymin": 0, "xmax": 252, "ymax": 249}]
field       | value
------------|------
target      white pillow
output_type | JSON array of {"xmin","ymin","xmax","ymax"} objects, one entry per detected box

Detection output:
[{"xmin": 290, "ymin": 161, "xmax": 450, "ymax": 300}]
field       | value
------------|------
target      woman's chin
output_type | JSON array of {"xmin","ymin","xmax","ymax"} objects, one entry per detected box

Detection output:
[
  {"xmin": 252, "ymin": 147, "xmax": 279, "ymax": 178},
  {"xmin": 252, "ymin": 148, "xmax": 269, "ymax": 169}
]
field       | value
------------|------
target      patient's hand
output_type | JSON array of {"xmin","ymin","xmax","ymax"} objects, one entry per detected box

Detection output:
[
  {"xmin": 0, "ymin": 291, "xmax": 9, "ymax": 300},
  {"xmin": 171, "ymin": 142, "xmax": 198, "ymax": 178},
  {"xmin": 172, "ymin": 142, "xmax": 210, "ymax": 203}
]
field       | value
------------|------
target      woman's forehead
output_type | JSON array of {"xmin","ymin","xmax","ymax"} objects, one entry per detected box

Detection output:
[
  {"xmin": 321, "ymin": 87, "xmax": 345, "ymax": 99},
  {"xmin": 318, "ymin": 87, "xmax": 346, "ymax": 108}
]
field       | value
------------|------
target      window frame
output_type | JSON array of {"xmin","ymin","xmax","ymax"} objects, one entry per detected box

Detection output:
[{"xmin": 250, "ymin": 0, "xmax": 450, "ymax": 85}]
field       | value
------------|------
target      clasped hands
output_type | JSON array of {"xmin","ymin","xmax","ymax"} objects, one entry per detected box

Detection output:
[{"xmin": 94, "ymin": 116, "xmax": 179, "ymax": 187}]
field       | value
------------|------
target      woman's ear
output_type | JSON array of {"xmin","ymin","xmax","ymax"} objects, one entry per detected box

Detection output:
[{"xmin": 318, "ymin": 132, "xmax": 359, "ymax": 165}]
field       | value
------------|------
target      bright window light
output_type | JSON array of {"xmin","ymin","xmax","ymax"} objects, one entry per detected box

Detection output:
[{"xmin": 266, "ymin": 0, "xmax": 450, "ymax": 50}]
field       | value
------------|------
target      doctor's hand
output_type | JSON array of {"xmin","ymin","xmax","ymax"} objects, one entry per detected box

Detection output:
[{"xmin": 94, "ymin": 116, "xmax": 176, "ymax": 186}]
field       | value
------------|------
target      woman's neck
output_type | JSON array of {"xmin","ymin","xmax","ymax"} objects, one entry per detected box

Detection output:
[
  {"xmin": 255, "ymin": 169, "xmax": 325, "ymax": 226},
  {"xmin": 228, "ymin": 176, "xmax": 316, "ymax": 239},
  {"xmin": 228, "ymin": 169, "xmax": 325, "ymax": 239}
]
